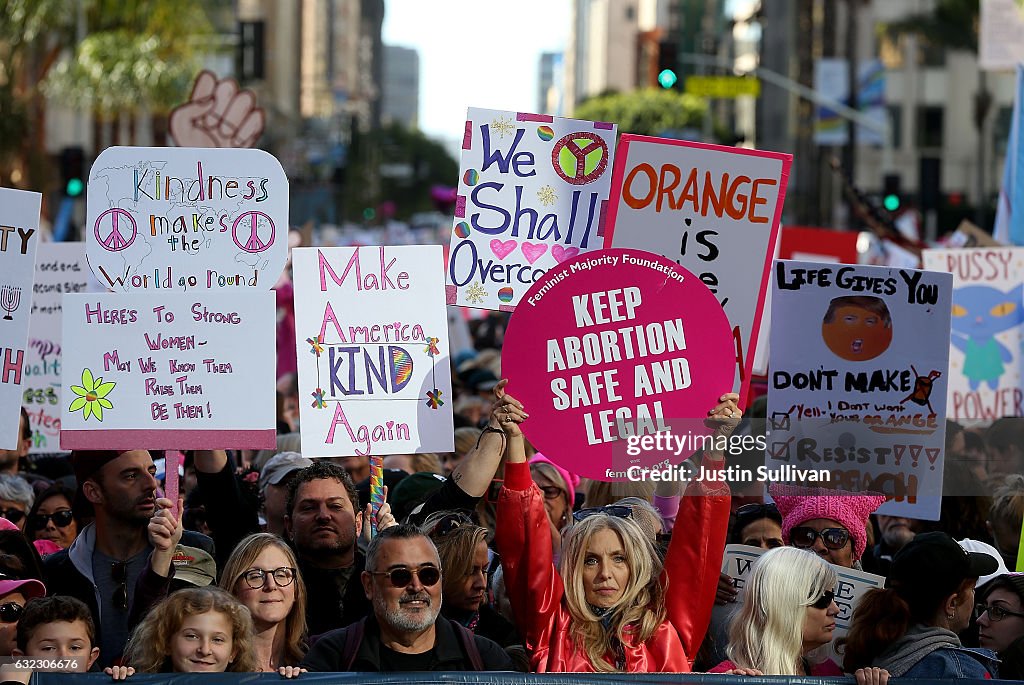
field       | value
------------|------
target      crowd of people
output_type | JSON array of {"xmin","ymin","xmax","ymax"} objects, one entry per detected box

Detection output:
[{"xmin": 0, "ymin": 312, "xmax": 1020, "ymax": 681}]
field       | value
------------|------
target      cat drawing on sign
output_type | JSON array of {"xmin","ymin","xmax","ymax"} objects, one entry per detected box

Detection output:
[{"xmin": 950, "ymin": 284, "xmax": 1024, "ymax": 391}]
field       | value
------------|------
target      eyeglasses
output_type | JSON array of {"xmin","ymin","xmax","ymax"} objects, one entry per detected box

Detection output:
[
  {"xmin": 811, "ymin": 590, "xmax": 836, "ymax": 610},
  {"xmin": 976, "ymin": 603, "xmax": 1024, "ymax": 622},
  {"xmin": 369, "ymin": 565, "xmax": 441, "ymax": 588},
  {"xmin": 735, "ymin": 503, "xmax": 780, "ymax": 518},
  {"xmin": 539, "ymin": 486, "xmax": 564, "ymax": 500},
  {"xmin": 790, "ymin": 526, "xmax": 851, "ymax": 551},
  {"xmin": 573, "ymin": 505, "xmax": 632, "ymax": 523},
  {"xmin": 242, "ymin": 567, "xmax": 296, "ymax": 589},
  {"xmin": 28, "ymin": 510, "xmax": 75, "ymax": 531},
  {"xmin": 111, "ymin": 561, "xmax": 128, "ymax": 611},
  {"xmin": 0, "ymin": 509, "xmax": 24, "ymax": 525},
  {"xmin": 427, "ymin": 512, "xmax": 473, "ymax": 539},
  {"xmin": 0, "ymin": 602, "xmax": 24, "ymax": 623}
]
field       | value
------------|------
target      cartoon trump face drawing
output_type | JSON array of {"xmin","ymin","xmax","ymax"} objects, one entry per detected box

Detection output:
[{"xmin": 821, "ymin": 296, "xmax": 893, "ymax": 362}]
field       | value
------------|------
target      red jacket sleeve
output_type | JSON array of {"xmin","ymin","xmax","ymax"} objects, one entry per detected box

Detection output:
[
  {"xmin": 662, "ymin": 458, "xmax": 730, "ymax": 664},
  {"xmin": 495, "ymin": 461, "xmax": 562, "ymax": 652}
]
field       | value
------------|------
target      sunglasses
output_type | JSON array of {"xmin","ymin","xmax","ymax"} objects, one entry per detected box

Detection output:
[
  {"xmin": 242, "ymin": 567, "xmax": 296, "ymax": 589},
  {"xmin": 539, "ymin": 485, "xmax": 564, "ymax": 500},
  {"xmin": 790, "ymin": 526, "xmax": 850, "ymax": 551},
  {"xmin": 369, "ymin": 565, "xmax": 441, "ymax": 588},
  {"xmin": 976, "ymin": 603, "xmax": 1024, "ymax": 622},
  {"xmin": 0, "ymin": 602, "xmax": 23, "ymax": 623},
  {"xmin": 573, "ymin": 505, "xmax": 632, "ymax": 523},
  {"xmin": 28, "ymin": 510, "xmax": 75, "ymax": 531},
  {"xmin": 111, "ymin": 561, "xmax": 128, "ymax": 611},
  {"xmin": 811, "ymin": 590, "xmax": 836, "ymax": 610},
  {"xmin": 0, "ymin": 509, "xmax": 24, "ymax": 525},
  {"xmin": 428, "ymin": 512, "xmax": 473, "ymax": 539}
]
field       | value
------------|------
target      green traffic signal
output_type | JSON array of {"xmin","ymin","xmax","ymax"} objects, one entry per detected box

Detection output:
[
  {"xmin": 658, "ymin": 69, "xmax": 678, "ymax": 89},
  {"xmin": 66, "ymin": 178, "xmax": 84, "ymax": 197},
  {"xmin": 883, "ymin": 193, "xmax": 900, "ymax": 212}
]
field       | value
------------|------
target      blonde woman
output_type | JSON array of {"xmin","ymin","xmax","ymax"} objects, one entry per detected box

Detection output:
[
  {"xmin": 220, "ymin": 533, "xmax": 308, "ymax": 671},
  {"xmin": 495, "ymin": 380, "xmax": 740, "ymax": 672}
]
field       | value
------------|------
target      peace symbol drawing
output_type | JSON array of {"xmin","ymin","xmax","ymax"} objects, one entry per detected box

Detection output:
[{"xmin": 551, "ymin": 132, "xmax": 610, "ymax": 185}]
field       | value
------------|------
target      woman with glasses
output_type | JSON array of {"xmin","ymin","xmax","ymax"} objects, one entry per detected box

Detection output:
[
  {"xmin": 25, "ymin": 483, "xmax": 78, "ymax": 550},
  {"xmin": 422, "ymin": 511, "xmax": 519, "ymax": 647},
  {"xmin": 843, "ymin": 532, "xmax": 999, "ymax": 678},
  {"xmin": 0, "ymin": 475, "xmax": 33, "ymax": 533},
  {"xmin": 769, "ymin": 484, "xmax": 886, "ymax": 569},
  {"xmin": 219, "ymin": 533, "xmax": 307, "ymax": 672},
  {"xmin": 495, "ymin": 380, "xmax": 741, "ymax": 673},
  {"xmin": 528, "ymin": 454, "xmax": 578, "ymax": 550},
  {"xmin": 709, "ymin": 547, "xmax": 843, "ymax": 675},
  {"xmin": 976, "ymin": 572, "xmax": 1024, "ymax": 680}
]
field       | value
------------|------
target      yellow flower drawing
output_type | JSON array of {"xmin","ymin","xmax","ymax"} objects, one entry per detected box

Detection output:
[{"xmin": 69, "ymin": 368, "xmax": 116, "ymax": 421}]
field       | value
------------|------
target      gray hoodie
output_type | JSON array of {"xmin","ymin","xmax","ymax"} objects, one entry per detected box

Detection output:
[{"xmin": 872, "ymin": 624, "xmax": 998, "ymax": 678}]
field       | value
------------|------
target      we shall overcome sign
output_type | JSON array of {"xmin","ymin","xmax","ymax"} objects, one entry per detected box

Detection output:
[
  {"xmin": 86, "ymin": 146, "xmax": 288, "ymax": 293},
  {"xmin": 446, "ymin": 108, "xmax": 617, "ymax": 310},
  {"xmin": 60, "ymin": 293, "xmax": 276, "ymax": 449},
  {"xmin": 502, "ymin": 249, "xmax": 734, "ymax": 480},
  {"xmin": 767, "ymin": 261, "xmax": 952, "ymax": 519},
  {"xmin": 293, "ymin": 246, "xmax": 454, "ymax": 457},
  {"xmin": 605, "ymin": 136, "xmax": 791, "ymax": 401},
  {"xmin": 0, "ymin": 188, "xmax": 41, "ymax": 450}
]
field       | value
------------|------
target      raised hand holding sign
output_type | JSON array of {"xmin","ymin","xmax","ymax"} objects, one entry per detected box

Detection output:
[{"xmin": 169, "ymin": 70, "xmax": 265, "ymax": 148}]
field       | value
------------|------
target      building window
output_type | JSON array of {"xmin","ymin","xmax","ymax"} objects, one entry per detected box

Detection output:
[
  {"xmin": 625, "ymin": 5, "xmax": 635, "ymax": 21},
  {"xmin": 917, "ymin": 38, "xmax": 946, "ymax": 68},
  {"xmin": 994, "ymin": 105, "xmax": 1014, "ymax": 152},
  {"xmin": 917, "ymin": 105, "xmax": 944, "ymax": 148},
  {"xmin": 886, "ymin": 104, "xmax": 902, "ymax": 149}
]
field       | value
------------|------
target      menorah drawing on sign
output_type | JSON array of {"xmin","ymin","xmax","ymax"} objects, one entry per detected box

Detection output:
[{"xmin": 0, "ymin": 285, "xmax": 21, "ymax": 321}]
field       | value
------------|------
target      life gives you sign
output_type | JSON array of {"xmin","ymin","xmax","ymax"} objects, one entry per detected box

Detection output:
[
  {"xmin": 446, "ymin": 108, "xmax": 617, "ymax": 311},
  {"xmin": 767, "ymin": 260, "xmax": 953, "ymax": 519},
  {"xmin": 60, "ymin": 292, "xmax": 276, "ymax": 449},
  {"xmin": 293, "ymin": 246, "xmax": 454, "ymax": 457},
  {"xmin": 86, "ymin": 146, "xmax": 288, "ymax": 293}
]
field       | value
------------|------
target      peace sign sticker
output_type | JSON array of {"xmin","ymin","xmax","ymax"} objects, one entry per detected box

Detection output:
[{"xmin": 551, "ymin": 132, "xmax": 610, "ymax": 186}]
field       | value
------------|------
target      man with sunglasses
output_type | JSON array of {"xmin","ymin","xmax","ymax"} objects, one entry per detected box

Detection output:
[
  {"xmin": 42, "ymin": 450, "xmax": 214, "ymax": 668},
  {"xmin": 302, "ymin": 524, "xmax": 511, "ymax": 672}
]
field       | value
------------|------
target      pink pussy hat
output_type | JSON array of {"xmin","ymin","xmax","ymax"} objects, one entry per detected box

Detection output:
[
  {"xmin": 768, "ymin": 484, "xmax": 887, "ymax": 561},
  {"xmin": 529, "ymin": 454, "xmax": 579, "ymax": 507}
]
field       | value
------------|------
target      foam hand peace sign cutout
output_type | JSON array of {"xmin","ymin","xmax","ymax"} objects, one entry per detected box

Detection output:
[{"xmin": 169, "ymin": 70, "xmax": 265, "ymax": 148}]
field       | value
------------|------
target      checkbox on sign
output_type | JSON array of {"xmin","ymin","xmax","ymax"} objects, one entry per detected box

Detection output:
[
  {"xmin": 770, "ymin": 411, "xmax": 791, "ymax": 431},
  {"xmin": 770, "ymin": 438, "xmax": 793, "ymax": 461}
]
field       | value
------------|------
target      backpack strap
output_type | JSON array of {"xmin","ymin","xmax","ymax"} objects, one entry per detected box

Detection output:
[
  {"xmin": 340, "ymin": 618, "xmax": 367, "ymax": 671},
  {"xmin": 451, "ymin": 620, "xmax": 485, "ymax": 671}
]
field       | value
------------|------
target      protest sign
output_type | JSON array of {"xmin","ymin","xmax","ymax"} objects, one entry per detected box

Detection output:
[
  {"xmin": 922, "ymin": 248, "xmax": 1024, "ymax": 420},
  {"xmin": 60, "ymin": 292, "xmax": 276, "ymax": 449},
  {"xmin": 85, "ymin": 146, "xmax": 287, "ymax": 293},
  {"xmin": 445, "ymin": 108, "xmax": 617, "ymax": 310},
  {"xmin": 502, "ymin": 248, "xmax": 735, "ymax": 481},
  {"xmin": 721, "ymin": 544, "xmax": 884, "ymax": 663},
  {"xmin": 292, "ymin": 245, "xmax": 454, "ymax": 457},
  {"xmin": 25, "ymin": 243, "xmax": 93, "ymax": 452},
  {"xmin": 0, "ymin": 188, "xmax": 41, "ymax": 450},
  {"xmin": 767, "ymin": 260, "xmax": 953, "ymax": 519},
  {"xmin": 605, "ymin": 135, "xmax": 791, "ymax": 401}
]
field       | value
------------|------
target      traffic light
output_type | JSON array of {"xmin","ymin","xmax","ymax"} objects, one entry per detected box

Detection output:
[
  {"xmin": 882, "ymin": 173, "xmax": 901, "ymax": 213},
  {"xmin": 658, "ymin": 42, "xmax": 678, "ymax": 89},
  {"xmin": 59, "ymin": 146, "xmax": 85, "ymax": 198}
]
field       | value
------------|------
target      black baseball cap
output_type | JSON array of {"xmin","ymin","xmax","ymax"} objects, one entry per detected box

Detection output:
[{"xmin": 889, "ymin": 531, "xmax": 999, "ymax": 597}]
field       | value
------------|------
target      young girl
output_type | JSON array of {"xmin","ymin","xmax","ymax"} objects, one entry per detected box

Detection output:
[{"xmin": 123, "ymin": 586, "xmax": 259, "ymax": 673}]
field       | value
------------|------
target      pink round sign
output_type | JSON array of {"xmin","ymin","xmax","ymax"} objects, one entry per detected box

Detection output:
[{"xmin": 503, "ymin": 248, "xmax": 735, "ymax": 481}]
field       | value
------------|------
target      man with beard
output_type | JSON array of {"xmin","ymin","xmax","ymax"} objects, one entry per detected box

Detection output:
[
  {"xmin": 42, "ymin": 450, "xmax": 214, "ymax": 667},
  {"xmin": 285, "ymin": 459, "xmax": 370, "ymax": 635},
  {"xmin": 301, "ymin": 524, "xmax": 511, "ymax": 671}
]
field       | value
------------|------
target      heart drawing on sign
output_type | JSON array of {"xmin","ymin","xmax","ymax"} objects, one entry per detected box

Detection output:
[
  {"xmin": 551, "ymin": 245, "xmax": 580, "ymax": 263},
  {"xmin": 520, "ymin": 242, "xmax": 548, "ymax": 264},
  {"xmin": 490, "ymin": 239, "xmax": 518, "ymax": 260}
]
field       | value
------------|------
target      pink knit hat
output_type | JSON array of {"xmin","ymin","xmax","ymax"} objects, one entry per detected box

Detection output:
[
  {"xmin": 529, "ymin": 454, "xmax": 579, "ymax": 506},
  {"xmin": 768, "ymin": 484, "xmax": 887, "ymax": 561}
]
